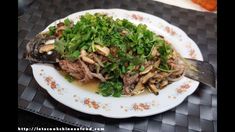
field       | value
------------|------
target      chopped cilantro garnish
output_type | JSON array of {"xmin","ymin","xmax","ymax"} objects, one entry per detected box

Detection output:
[{"xmin": 52, "ymin": 13, "xmax": 173, "ymax": 97}]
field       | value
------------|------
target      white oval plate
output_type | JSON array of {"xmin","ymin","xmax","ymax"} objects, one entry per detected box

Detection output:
[{"xmin": 31, "ymin": 9, "xmax": 203, "ymax": 118}]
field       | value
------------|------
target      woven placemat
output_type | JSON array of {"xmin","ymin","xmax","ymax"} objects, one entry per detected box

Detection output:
[{"xmin": 18, "ymin": 0, "xmax": 217, "ymax": 131}]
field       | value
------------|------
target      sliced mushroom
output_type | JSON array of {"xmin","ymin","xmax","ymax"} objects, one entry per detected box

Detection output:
[
  {"xmin": 151, "ymin": 46, "xmax": 160, "ymax": 57},
  {"xmin": 169, "ymin": 50, "xmax": 177, "ymax": 59},
  {"xmin": 153, "ymin": 59, "xmax": 160, "ymax": 68},
  {"xmin": 168, "ymin": 75, "xmax": 183, "ymax": 82},
  {"xmin": 151, "ymin": 46, "xmax": 158, "ymax": 56},
  {"xmin": 131, "ymin": 81, "xmax": 145, "ymax": 95},
  {"xmin": 80, "ymin": 49, "xmax": 88, "ymax": 56},
  {"xmin": 153, "ymin": 71, "xmax": 168, "ymax": 83},
  {"xmin": 160, "ymin": 80, "xmax": 168, "ymax": 88},
  {"xmin": 168, "ymin": 68, "xmax": 185, "ymax": 82},
  {"xmin": 171, "ymin": 68, "xmax": 184, "ymax": 76},
  {"xmin": 81, "ymin": 56, "xmax": 96, "ymax": 64},
  {"xmin": 141, "ymin": 72, "xmax": 155, "ymax": 84},
  {"xmin": 80, "ymin": 49, "xmax": 95, "ymax": 64},
  {"xmin": 159, "ymin": 72, "xmax": 169, "ymax": 78},
  {"xmin": 149, "ymin": 78, "xmax": 157, "ymax": 84},
  {"xmin": 81, "ymin": 56, "xmax": 94, "ymax": 64},
  {"xmin": 140, "ymin": 65, "xmax": 153, "ymax": 75},
  {"xmin": 148, "ymin": 83, "xmax": 159, "ymax": 95},
  {"xmin": 39, "ymin": 44, "xmax": 55, "ymax": 53},
  {"xmin": 153, "ymin": 74, "xmax": 163, "ymax": 79},
  {"xmin": 94, "ymin": 44, "xmax": 110, "ymax": 56}
]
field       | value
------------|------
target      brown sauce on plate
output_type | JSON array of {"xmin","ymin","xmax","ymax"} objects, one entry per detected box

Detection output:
[
  {"xmin": 72, "ymin": 79, "xmax": 150, "ymax": 96},
  {"xmin": 59, "ymin": 70, "xmax": 151, "ymax": 96},
  {"xmin": 72, "ymin": 79, "xmax": 100, "ymax": 92}
]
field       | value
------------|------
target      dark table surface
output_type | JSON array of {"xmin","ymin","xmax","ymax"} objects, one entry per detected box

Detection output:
[
  {"xmin": 18, "ymin": 0, "xmax": 73, "ymax": 128},
  {"xmin": 18, "ymin": 0, "xmax": 217, "ymax": 131},
  {"xmin": 18, "ymin": 109, "xmax": 72, "ymax": 127}
]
